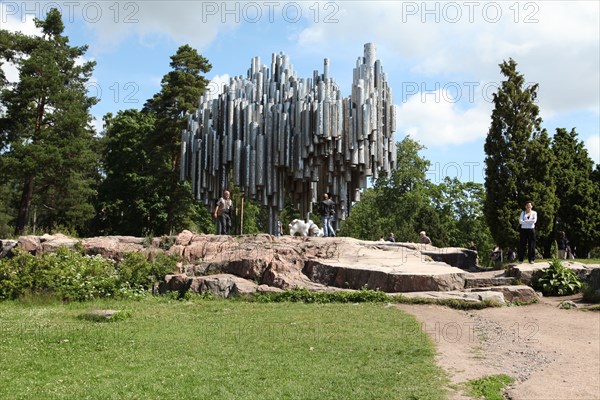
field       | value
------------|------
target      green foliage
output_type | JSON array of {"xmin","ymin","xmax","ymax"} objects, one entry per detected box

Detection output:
[
  {"xmin": 117, "ymin": 252, "xmax": 175, "ymax": 290},
  {"xmin": 0, "ymin": 247, "xmax": 177, "ymax": 301},
  {"xmin": 340, "ymin": 136, "xmax": 432, "ymax": 242},
  {"xmin": 339, "ymin": 137, "xmax": 494, "ymax": 259},
  {"xmin": 582, "ymin": 284, "xmax": 600, "ymax": 304},
  {"xmin": 0, "ymin": 182, "xmax": 17, "ymax": 238},
  {"xmin": 535, "ymin": 259, "xmax": 582, "ymax": 296},
  {"xmin": 466, "ymin": 374, "xmax": 514, "ymax": 400},
  {"xmin": 254, "ymin": 288, "xmax": 391, "ymax": 303},
  {"xmin": 94, "ymin": 110, "xmax": 157, "ymax": 236},
  {"xmin": 552, "ymin": 128, "xmax": 600, "ymax": 257},
  {"xmin": 142, "ymin": 45, "xmax": 212, "ymax": 235},
  {"xmin": 255, "ymin": 288, "xmax": 502, "ymax": 310},
  {"xmin": 78, "ymin": 310, "xmax": 132, "ymax": 323},
  {"xmin": 0, "ymin": 9, "xmax": 99, "ymax": 236},
  {"xmin": 484, "ymin": 59, "xmax": 558, "ymax": 255}
]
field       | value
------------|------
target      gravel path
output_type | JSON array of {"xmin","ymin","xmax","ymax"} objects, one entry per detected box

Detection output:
[{"xmin": 396, "ymin": 295, "xmax": 600, "ymax": 399}]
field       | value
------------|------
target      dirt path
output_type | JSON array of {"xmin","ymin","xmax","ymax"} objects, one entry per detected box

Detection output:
[{"xmin": 396, "ymin": 295, "xmax": 600, "ymax": 400}]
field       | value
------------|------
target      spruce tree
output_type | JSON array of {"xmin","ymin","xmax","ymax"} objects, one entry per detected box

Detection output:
[
  {"xmin": 552, "ymin": 128, "xmax": 600, "ymax": 257},
  {"xmin": 484, "ymin": 59, "xmax": 557, "ymax": 253},
  {"xmin": 0, "ymin": 9, "xmax": 98, "ymax": 235}
]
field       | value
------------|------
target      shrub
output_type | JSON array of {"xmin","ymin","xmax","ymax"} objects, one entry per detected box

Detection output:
[
  {"xmin": 0, "ymin": 247, "xmax": 178, "ymax": 302},
  {"xmin": 535, "ymin": 259, "xmax": 582, "ymax": 296},
  {"xmin": 117, "ymin": 252, "xmax": 177, "ymax": 291},
  {"xmin": 582, "ymin": 284, "xmax": 600, "ymax": 303}
]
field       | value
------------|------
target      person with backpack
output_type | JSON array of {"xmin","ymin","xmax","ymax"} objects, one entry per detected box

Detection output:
[
  {"xmin": 320, "ymin": 193, "xmax": 335, "ymax": 237},
  {"xmin": 214, "ymin": 190, "xmax": 233, "ymax": 235}
]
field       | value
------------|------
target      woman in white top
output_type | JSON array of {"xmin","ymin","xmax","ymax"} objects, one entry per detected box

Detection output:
[{"xmin": 518, "ymin": 200, "xmax": 537, "ymax": 264}]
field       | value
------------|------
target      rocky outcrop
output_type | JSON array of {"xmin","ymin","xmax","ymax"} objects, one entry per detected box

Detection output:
[
  {"xmin": 167, "ymin": 232, "xmax": 471, "ymax": 294},
  {"xmin": 2, "ymin": 230, "xmax": 567, "ymax": 304}
]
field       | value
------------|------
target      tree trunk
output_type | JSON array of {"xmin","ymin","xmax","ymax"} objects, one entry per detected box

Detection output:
[{"xmin": 15, "ymin": 176, "xmax": 34, "ymax": 235}]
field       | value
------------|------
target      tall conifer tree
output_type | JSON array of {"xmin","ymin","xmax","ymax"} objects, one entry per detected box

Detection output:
[
  {"xmin": 0, "ymin": 9, "xmax": 98, "ymax": 235},
  {"xmin": 143, "ymin": 45, "xmax": 212, "ymax": 234},
  {"xmin": 552, "ymin": 128, "xmax": 600, "ymax": 257},
  {"xmin": 484, "ymin": 59, "xmax": 557, "ymax": 254}
]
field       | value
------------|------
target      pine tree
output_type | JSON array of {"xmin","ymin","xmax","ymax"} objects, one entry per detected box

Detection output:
[
  {"xmin": 143, "ymin": 45, "xmax": 212, "ymax": 234},
  {"xmin": 484, "ymin": 59, "xmax": 557, "ymax": 253},
  {"xmin": 552, "ymin": 128, "xmax": 600, "ymax": 257},
  {"xmin": 0, "ymin": 9, "xmax": 98, "ymax": 235}
]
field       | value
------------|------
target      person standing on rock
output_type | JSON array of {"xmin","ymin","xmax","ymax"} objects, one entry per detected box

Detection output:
[
  {"xmin": 518, "ymin": 200, "xmax": 537, "ymax": 264},
  {"xmin": 320, "ymin": 193, "xmax": 335, "ymax": 237},
  {"xmin": 214, "ymin": 190, "xmax": 233, "ymax": 235},
  {"xmin": 419, "ymin": 231, "xmax": 431, "ymax": 245}
]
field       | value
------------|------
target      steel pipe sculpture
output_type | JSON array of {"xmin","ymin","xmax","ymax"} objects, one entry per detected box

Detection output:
[{"xmin": 181, "ymin": 43, "xmax": 397, "ymax": 234}]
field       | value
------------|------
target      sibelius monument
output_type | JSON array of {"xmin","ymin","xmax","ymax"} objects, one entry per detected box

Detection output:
[{"xmin": 180, "ymin": 43, "xmax": 396, "ymax": 234}]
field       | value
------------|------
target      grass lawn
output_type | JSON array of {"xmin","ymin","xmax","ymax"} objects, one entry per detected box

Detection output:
[{"xmin": 0, "ymin": 299, "xmax": 448, "ymax": 400}]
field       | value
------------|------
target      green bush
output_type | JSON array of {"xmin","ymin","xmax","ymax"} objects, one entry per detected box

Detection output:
[
  {"xmin": 0, "ymin": 247, "xmax": 177, "ymax": 302},
  {"xmin": 117, "ymin": 252, "xmax": 177, "ymax": 291},
  {"xmin": 535, "ymin": 259, "xmax": 582, "ymax": 296},
  {"xmin": 582, "ymin": 284, "xmax": 600, "ymax": 303}
]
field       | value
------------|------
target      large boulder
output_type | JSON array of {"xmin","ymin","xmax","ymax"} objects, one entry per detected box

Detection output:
[
  {"xmin": 466, "ymin": 285, "xmax": 539, "ymax": 303},
  {"xmin": 189, "ymin": 274, "xmax": 259, "ymax": 298}
]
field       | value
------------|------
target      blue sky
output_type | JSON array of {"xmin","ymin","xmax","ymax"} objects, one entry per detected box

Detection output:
[{"xmin": 2, "ymin": 0, "xmax": 599, "ymax": 184}]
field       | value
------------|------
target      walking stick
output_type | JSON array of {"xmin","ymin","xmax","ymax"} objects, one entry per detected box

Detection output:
[{"xmin": 240, "ymin": 193, "xmax": 245, "ymax": 235}]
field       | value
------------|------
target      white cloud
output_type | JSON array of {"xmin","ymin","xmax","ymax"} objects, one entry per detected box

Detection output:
[
  {"xmin": 295, "ymin": 1, "xmax": 599, "ymax": 117},
  {"xmin": 585, "ymin": 134, "xmax": 600, "ymax": 166},
  {"xmin": 206, "ymin": 74, "xmax": 231, "ymax": 99},
  {"xmin": 79, "ymin": 1, "xmax": 240, "ymax": 53},
  {"xmin": 395, "ymin": 87, "xmax": 492, "ymax": 147},
  {"xmin": 0, "ymin": 4, "xmax": 41, "ymax": 35}
]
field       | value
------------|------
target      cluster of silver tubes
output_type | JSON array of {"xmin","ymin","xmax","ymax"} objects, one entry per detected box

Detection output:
[{"xmin": 180, "ymin": 43, "xmax": 397, "ymax": 234}]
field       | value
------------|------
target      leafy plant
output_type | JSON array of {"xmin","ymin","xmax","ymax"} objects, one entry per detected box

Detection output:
[
  {"xmin": 535, "ymin": 259, "xmax": 582, "ymax": 296},
  {"xmin": 466, "ymin": 374, "xmax": 514, "ymax": 400}
]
